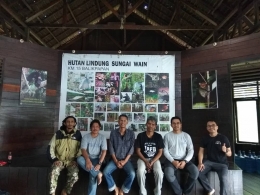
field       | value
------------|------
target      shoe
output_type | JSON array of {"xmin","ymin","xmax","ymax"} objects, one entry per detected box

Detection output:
[{"xmin": 208, "ymin": 189, "xmax": 215, "ymax": 195}]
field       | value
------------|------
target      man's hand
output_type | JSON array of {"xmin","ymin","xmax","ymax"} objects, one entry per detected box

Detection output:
[
  {"xmin": 144, "ymin": 160, "xmax": 153, "ymax": 172},
  {"xmin": 53, "ymin": 160, "xmax": 62, "ymax": 166},
  {"xmin": 116, "ymin": 160, "xmax": 123, "ymax": 169},
  {"xmin": 145, "ymin": 160, "xmax": 152, "ymax": 169},
  {"xmin": 94, "ymin": 164, "xmax": 101, "ymax": 171},
  {"xmin": 119, "ymin": 159, "xmax": 127, "ymax": 168},
  {"xmin": 172, "ymin": 160, "xmax": 181, "ymax": 169},
  {"xmin": 69, "ymin": 161, "xmax": 77, "ymax": 167},
  {"xmin": 222, "ymin": 143, "xmax": 227, "ymax": 153},
  {"xmin": 179, "ymin": 161, "xmax": 186, "ymax": 169},
  {"xmin": 198, "ymin": 163, "xmax": 205, "ymax": 171},
  {"xmin": 86, "ymin": 159, "xmax": 92, "ymax": 171}
]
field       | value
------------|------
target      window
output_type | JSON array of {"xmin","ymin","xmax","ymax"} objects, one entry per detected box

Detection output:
[
  {"xmin": 235, "ymin": 100, "xmax": 259, "ymax": 143},
  {"xmin": 231, "ymin": 60, "xmax": 260, "ymax": 144}
]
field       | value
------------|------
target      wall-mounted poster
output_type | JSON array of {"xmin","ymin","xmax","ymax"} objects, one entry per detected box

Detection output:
[
  {"xmin": 20, "ymin": 67, "xmax": 47, "ymax": 106},
  {"xmin": 191, "ymin": 70, "xmax": 218, "ymax": 109},
  {"xmin": 60, "ymin": 54, "xmax": 175, "ymax": 138}
]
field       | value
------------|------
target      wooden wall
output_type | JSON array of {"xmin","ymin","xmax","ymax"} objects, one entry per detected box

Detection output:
[
  {"xmin": 0, "ymin": 35, "xmax": 182, "ymax": 159},
  {"xmin": 2, "ymin": 30, "xmax": 260, "ymax": 161},
  {"xmin": 0, "ymin": 36, "xmax": 59, "ymax": 158},
  {"xmin": 181, "ymin": 32, "xmax": 260, "ymax": 159}
]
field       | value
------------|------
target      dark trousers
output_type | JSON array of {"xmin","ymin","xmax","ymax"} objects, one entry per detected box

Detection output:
[
  {"xmin": 164, "ymin": 160, "xmax": 199, "ymax": 195},
  {"xmin": 198, "ymin": 160, "xmax": 228, "ymax": 195}
]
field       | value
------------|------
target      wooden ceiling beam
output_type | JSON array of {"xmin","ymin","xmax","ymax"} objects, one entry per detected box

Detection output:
[
  {"xmin": 254, "ymin": 0, "xmax": 259, "ymax": 25},
  {"xmin": 25, "ymin": 0, "xmax": 61, "ymax": 23},
  {"xmin": 95, "ymin": 0, "xmax": 102, "ymax": 19},
  {"xmin": 230, "ymin": 22, "xmax": 237, "ymax": 38},
  {"xmin": 21, "ymin": 0, "xmax": 60, "ymax": 44},
  {"xmin": 201, "ymin": 5, "xmax": 239, "ymax": 46},
  {"xmin": 181, "ymin": 1, "xmax": 217, "ymax": 26},
  {"xmin": 52, "ymin": 4, "xmax": 120, "ymax": 49},
  {"xmin": 0, "ymin": 1, "xmax": 48, "ymax": 46},
  {"xmin": 62, "ymin": 0, "xmax": 68, "ymax": 24},
  {"xmin": 145, "ymin": 0, "xmax": 152, "ymax": 19},
  {"xmin": 168, "ymin": 1, "xmax": 178, "ymax": 25},
  {"xmin": 217, "ymin": 1, "xmax": 257, "ymax": 43},
  {"xmin": 124, "ymin": 31, "xmax": 144, "ymax": 50},
  {"xmin": 0, "ymin": 18, "xmax": 8, "ymax": 36},
  {"xmin": 101, "ymin": 30, "xmax": 122, "ymax": 49},
  {"xmin": 28, "ymin": 23, "xmax": 216, "ymax": 30},
  {"xmin": 125, "ymin": 0, "xmax": 144, "ymax": 18},
  {"xmin": 67, "ymin": 3, "xmax": 78, "ymax": 24},
  {"xmin": 101, "ymin": 0, "xmax": 120, "ymax": 19},
  {"xmin": 242, "ymin": 15, "xmax": 254, "ymax": 28},
  {"xmin": 0, "ymin": 12, "xmax": 33, "ymax": 41},
  {"xmin": 133, "ymin": 9, "xmax": 191, "ymax": 48}
]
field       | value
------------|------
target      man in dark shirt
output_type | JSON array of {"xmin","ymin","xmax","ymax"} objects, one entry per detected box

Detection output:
[
  {"xmin": 198, "ymin": 120, "xmax": 232, "ymax": 195},
  {"xmin": 135, "ymin": 116, "xmax": 164, "ymax": 195},
  {"xmin": 103, "ymin": 114, "xmax": 135, "ymax": 195}
]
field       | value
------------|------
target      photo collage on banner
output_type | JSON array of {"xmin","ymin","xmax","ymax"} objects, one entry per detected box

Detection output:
[{"xmin": 60, "ymin": 54, "xmax": 175, "ymax": 138}]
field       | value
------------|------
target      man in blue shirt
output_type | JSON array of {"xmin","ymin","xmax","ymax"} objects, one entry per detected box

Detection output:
[{"xmin": 103, "ymin": 114, "xmax": 135, "ymax": 195}]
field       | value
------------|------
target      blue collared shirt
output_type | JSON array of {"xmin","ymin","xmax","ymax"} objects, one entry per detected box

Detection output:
[{"xmin": 109, "ymin": 129, "xmax": 135, "ymax": 160}]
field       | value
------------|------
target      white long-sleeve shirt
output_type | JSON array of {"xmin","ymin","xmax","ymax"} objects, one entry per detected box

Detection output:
[{"xmin": 163, "ymin": 131, "xmax": 194, "ymax": 162}]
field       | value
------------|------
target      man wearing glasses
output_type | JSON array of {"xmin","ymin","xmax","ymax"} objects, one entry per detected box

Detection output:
[
  {"xmin": 164, "ymin": 116, "xmax": 199, "ymax": 195},
  {"xmin": 198, "ymin": 120, "xmax": 232, "ymax": 195}
]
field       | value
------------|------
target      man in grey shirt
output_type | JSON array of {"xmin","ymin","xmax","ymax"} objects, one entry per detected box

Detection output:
[
  {"xmin": 164, "ymin": 116, "xmax": 199, "ymax": 195},
  {"xmin": 103, "ymin": 114, "xmax": 135, "ymax": 195},
  {"xmin": 77, "ymin": 119, "xmax": 107, "ymax": 195}
]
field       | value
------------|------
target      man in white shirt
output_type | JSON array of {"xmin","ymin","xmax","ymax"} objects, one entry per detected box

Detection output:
[{"xmin": 164, "ymin": 116, "xmax": 199, "ymax": 195}]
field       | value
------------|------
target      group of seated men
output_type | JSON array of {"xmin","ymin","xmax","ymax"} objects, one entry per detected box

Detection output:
[{"xmin": 47, "ymin": 114, "xmax": 231, "ymax": 195}]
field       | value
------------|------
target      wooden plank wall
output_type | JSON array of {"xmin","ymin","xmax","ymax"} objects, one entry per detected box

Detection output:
[
  {"xmin": 0, "ymin": 36, "xmax": 182, "ymax": 159},
  {"xmin": 181, "ymin": 32, "xmax": 260, "ymax": 158},
  {"xmin": 0, "ymin": 36, "xmax": 59, "ymax": 157}
]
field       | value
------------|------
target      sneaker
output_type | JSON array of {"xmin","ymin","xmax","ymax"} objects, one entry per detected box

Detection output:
[{"xmin": 208, "ymin": 189, "xmax": 215, "ymax": 195}]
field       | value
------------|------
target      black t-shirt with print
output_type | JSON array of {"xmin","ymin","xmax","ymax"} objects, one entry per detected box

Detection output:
[
  {"xmin": 200, "ymin": 133, "xmax": 231, "ymax": 165},
  {"xmin": 135, "ymin": 131, "xmax": 164, "ymax": 158}
]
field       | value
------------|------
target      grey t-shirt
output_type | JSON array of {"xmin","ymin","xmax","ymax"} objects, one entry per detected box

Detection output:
[
  {"xmin": 81, "ymin": 133, "xmax": 107, "ymax": 159},
  {"xmin": 163, "ymin": 131, "xmax": 194, "ymax": 162}
]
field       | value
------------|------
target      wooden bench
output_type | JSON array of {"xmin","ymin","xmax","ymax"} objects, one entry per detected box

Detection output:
[{"xmin": 0, "ymin": 155, "xmax": 243, "ymax": 195}]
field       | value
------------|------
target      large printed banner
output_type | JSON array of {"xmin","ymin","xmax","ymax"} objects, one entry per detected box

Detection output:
[{"xmin": 60, "ymin": 54, "xmax": 175, "ymax": 137}]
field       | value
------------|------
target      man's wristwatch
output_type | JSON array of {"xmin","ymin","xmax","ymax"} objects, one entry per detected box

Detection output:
[{"xmin": 98, "ymin": 161, "xmax": 102, "ymax": 165}]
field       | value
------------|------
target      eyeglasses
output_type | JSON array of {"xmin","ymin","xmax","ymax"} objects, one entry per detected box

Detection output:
[{"xmin": 207, "ymin": 124, "xmax": 216, "ymax": 128}]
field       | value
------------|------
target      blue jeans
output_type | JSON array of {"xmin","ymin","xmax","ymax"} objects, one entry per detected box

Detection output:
[
  {"xmin": 103, "ymin": 160, "xmax": 135, "ymax": 193},
  {"xmin": 164, "ymin": 160, "xmax": 199, "ymax": 195},
  {"xmin": 198, "ymin": 160, "xmax": 228, "ymax": 195},
  {"xmin": 77, "ymin": 156, "xmax": 100, "ymax": 195}
]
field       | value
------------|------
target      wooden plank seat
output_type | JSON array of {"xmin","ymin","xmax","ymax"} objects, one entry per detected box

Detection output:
[{"xmin": 0, "ymin": 155, "xmax": 243, "ymax": 195}]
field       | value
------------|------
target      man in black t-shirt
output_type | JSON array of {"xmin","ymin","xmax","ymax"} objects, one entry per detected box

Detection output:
[
  {"xmin": 197, "ymin": 120, "xmax": 232, "ymax": 195},
  {"xmin": 135, "ymin": 116, "xmax": 164, "ymax": 195}
]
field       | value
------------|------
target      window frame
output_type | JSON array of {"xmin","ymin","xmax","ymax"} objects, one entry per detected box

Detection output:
[{"xmin": 233, "ymin": 98, "xmax": 260, "ymax": 144}]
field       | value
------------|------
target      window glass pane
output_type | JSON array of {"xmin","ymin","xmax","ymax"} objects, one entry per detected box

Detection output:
[{"xmin": 236, "ymin": 101, "xmax": 259, "ymax": 143}]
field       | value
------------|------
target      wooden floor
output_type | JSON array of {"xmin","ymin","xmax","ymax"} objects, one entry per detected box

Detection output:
[{"xmin": 243, "ymin": 172, "xmax": 260, "ymax": 195}]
